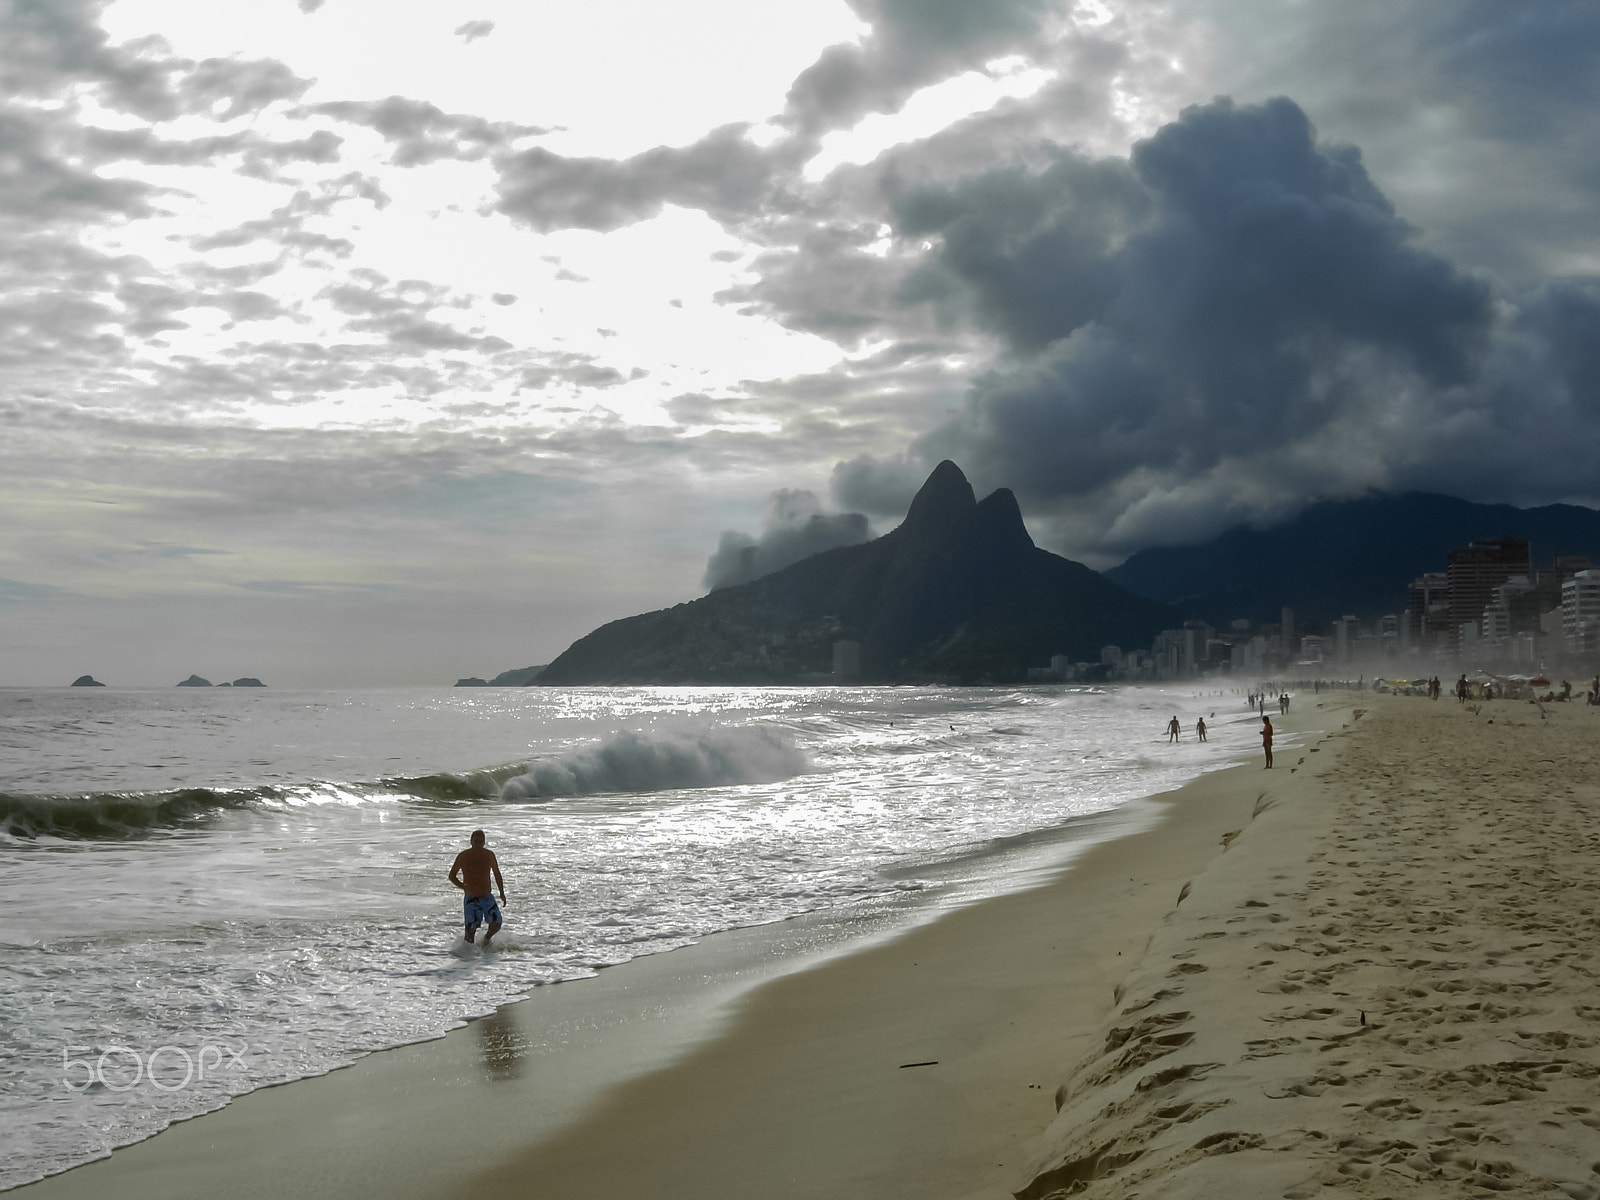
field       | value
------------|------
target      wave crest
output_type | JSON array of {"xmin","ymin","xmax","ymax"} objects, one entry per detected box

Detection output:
[
  {"xmin": 0, "ymin": 788, "xmax": 263, "ymax": 840},
  {"xmin": 499, "ymin": 726, "xmax": 807, "ymax": 801}
]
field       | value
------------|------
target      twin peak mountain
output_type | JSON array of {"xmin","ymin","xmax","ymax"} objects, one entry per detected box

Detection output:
[{"xmin": 539, "ymin": 463, "xmax": 1174, "ymax": 685}]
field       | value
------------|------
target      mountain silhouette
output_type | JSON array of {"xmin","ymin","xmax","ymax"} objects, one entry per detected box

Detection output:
[
  {"xmin": 1106, "ymin": 491, "xmax": 1600, "ymax": 627},
  {"xmin": 539, "ymin": 462, "xmax": 1176, "ymax": 684}
]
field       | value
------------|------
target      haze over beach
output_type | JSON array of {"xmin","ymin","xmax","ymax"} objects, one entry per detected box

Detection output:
[{"xmin": 4, "ymin": 0, "xmax": 1600, "ymax": 686}]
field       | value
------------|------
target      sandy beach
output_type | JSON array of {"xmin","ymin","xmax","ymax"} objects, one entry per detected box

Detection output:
[
  {"xmin": 17, "ymin": 687, "xmax": 1600, "ymax": 1200},
  {"xmin": 1017, "ymin": 692, "xmax": 1600, "ymax": 1200}
]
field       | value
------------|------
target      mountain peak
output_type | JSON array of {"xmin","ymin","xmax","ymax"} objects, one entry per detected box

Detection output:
[
  {"xmin": 974, "ymin": 486, "xmax": 1035, "ymax": 553},
  {"xmin": 900, "ymin": 460, "xmax": 976, "ymax": 533},
  {"xmin": 537, "ymin": 458, "xmax": 1177, "ymax": 684}
]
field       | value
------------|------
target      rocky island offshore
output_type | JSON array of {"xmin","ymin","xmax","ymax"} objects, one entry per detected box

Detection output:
[{"xmin": 537, "ymin": 462, "xmax": 1175, "ymax": 685}]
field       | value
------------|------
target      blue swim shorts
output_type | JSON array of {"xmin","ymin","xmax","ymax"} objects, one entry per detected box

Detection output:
[{"xmin": 463, "ymin": 893, "xmax": 502, "ymax": 932}]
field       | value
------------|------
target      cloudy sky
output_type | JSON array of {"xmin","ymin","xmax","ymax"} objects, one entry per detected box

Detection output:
[{"xmin": 3, "ymin": 0, "xmax": 1598, "ymax": 686}]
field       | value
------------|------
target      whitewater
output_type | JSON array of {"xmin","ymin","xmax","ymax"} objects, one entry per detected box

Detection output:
[{"xmin": 0, "ymin": 683, "xmax": 1273, "ymax": 1190}]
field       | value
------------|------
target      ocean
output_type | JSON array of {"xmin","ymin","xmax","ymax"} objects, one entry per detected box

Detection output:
[{"xmin": 0, "ymin": 683, "xmax": 1272, "ymax": 1190}]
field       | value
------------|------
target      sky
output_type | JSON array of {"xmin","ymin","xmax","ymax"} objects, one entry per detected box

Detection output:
[{"xmin": 3, "ymin": 0, "xmax": 1599, "ymax": 686}]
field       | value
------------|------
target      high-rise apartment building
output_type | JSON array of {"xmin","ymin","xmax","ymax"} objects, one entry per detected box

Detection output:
[
  {"xmin": 1563, "ymin": 569, "xmax": 1600, "ymax": 655},
  {"xmin": 1447, "ymin": 537, "xmax": 1529, "ymax": 645},
  {"xmin": 1406, "ymin": 571, "xmax": 1450, "ymax": 648}
]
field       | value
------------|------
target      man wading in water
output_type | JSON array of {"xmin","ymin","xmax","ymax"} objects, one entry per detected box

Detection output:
[{"xmin": 449, "ymin": 829, "xmax": 506, "ymax": 946}]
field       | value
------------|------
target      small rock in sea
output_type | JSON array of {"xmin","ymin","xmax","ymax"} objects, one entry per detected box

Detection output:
[
  {"xmin": 455, "ymin": 677, "xmax": 490, "ymax": 687},
  {"xmin": 230, "ymin": 677, "xmax": 266, "ymax": 688},
  {"xmin": 176, "ymin": 675, "xmax": 213, "ymax": 687},
  {"xmin": 70, "ymin": 675, "xmax": 105, "ymax": 687}
]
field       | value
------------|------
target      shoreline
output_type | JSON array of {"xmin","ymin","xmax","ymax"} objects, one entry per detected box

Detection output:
[
  {"xmin": 11, "ymin": 690, "xmax": 1345, "ymax": 1200},
  {"xmin": 448, "ymin": 694, "xmax": 1359, "ymax": 1200}
]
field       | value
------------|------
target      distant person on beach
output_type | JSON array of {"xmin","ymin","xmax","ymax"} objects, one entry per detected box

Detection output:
[
  {"xmin": 1261, "ymin": 715, "xmax": 1273, "ymax": 768},
  {"xmin": 1196, "ymin": 717, "xmax": 1207, "ymax": 742},
  {"xmin": 1456, "ymin": 674, "xmax": 1468, "ymax": 703},
  {"xmin": 449, "ymin": 829, "xmax": 506, "ymax": 947},
  {"xmin": 1167, "ymin": 716, "xmax": 1181, "ymax": 743}
]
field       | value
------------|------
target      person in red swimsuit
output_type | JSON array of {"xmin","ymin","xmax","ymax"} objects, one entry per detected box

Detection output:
[{"xmin": 1261, "ymin": 715, "xmax": 1273, "ymax": 769}]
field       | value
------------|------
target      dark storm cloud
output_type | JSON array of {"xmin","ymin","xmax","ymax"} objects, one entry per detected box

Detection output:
[
  {"xmin": 308, "ymin": 97, "xmax": 549, "ymax": 166},
  {"xmin": 712, "ymin": 36, "xmax": 1146, "ymax": 350},
  {"xmin": 1518, "ymin": 281, "xmax": 1600, "ymax": 412},
  {"xmin": 891, "ymin": 151, "xmax": 1150, "ymax": 351},
  {"xmin": 715, "ymin": 220, "xmax": 918, "ymax": 344},
  {"xmin": 703, "ymin": 489, "xmax": 872, "ymax": 591},
  {"xmin": 893, "ymin": 97, "xmax": 1493, "ymax": 514},
  {"xmin": 495, "ymin": 124, "xmax": 781, "ymax": 233},
  {"xmin": 829, "ymin": 452, "xmax": 929, "ymax": 518},
  {"xmin": 1387, "ymin": 278, "xmax": 1600, "ymax": 505},
  {"xmin": 1183, "ymin": 0, "xmax": 1600, "ymax": 285}
]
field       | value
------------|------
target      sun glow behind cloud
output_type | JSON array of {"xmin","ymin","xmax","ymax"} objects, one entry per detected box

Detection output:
[
  {"xmin": 803, "ymin": 59, "xmax": 1056, "ymax": 181},
  {"xmin": 82, "ymin": 0, "xmax": 864, "ymax": 442}
]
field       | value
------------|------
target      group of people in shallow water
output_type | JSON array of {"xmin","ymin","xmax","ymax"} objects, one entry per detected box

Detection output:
[
  {"xmin": 1167, "ymin": 692, "xmax": 1281, "ymax": 768},
  {"xmin": 1247, "ymin": 690, "xmax": 1290, "ymax": 714}
]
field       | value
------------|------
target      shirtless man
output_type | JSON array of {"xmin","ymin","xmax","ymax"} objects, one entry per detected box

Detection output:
[
  {"xmin": 1261, "ymin": 715, "xmax": 1273, "ymax": 769},
  {"xmin": 449, "ymin": 830, "xmax": 506, "ymax": 946}
]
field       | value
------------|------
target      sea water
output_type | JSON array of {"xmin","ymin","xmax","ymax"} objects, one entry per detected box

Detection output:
[{"xmin": 0, "ymin": 684, "xmax": 1274, "ymax": 1189}]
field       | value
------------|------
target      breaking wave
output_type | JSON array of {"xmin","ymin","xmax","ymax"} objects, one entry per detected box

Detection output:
[
  {"xmin": 0, "ymin": 787, "xmax": 268, "ymax": 840},
  {"xmin": 0, "ymin": 770, "xmax": 516, "ymax": 840},
  {"xmin": 499, "ymin": 726, "xmax": 808, "ymax": 801},
  {"xmin": 1, "ymin": 729, "xmax": 809, "ymax": 838}
]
